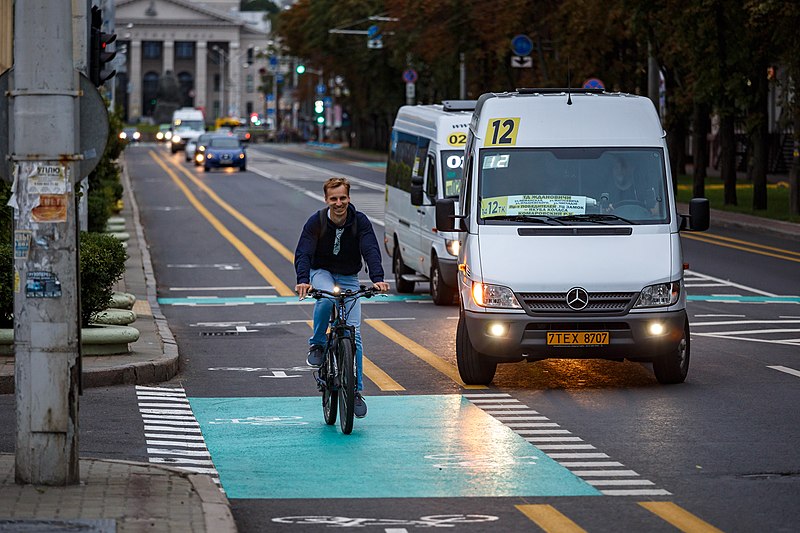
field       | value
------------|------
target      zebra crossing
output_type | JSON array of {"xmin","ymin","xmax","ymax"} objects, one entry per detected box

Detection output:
[
  {"xmin": 464, "ymin": 392, "xmax": 670, "ymax": 496},
  {"xmin": 136, "ymin": 385, "xmax": 220, "ymax": 485}
]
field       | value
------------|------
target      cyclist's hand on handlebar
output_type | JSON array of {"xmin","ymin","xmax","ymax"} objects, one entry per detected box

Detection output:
[
  {"xmin": 296, "ymin": 283, "xmax": 313, "ymax": 300},
  {"xmin": 372, "ymin": 281, "xmax": 390, "ymax": 293}
]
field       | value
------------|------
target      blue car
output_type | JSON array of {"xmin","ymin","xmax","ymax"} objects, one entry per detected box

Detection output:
[{"xmin": 203, "ymin": 137, "xmax": 246, "ymax": 172}]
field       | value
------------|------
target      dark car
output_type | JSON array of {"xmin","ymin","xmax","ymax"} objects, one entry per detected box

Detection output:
[
  {"xmin": 192, "ymin": 132, "xmax": 234, "ymax": 166},
  {"xmin": 232, "ymin": 126, "xmax": 252, "ymax": 143},
  {"xmin": 119, "ymin": 127, "xmax": 141, "ymax": 143},
  {"xmin": 203, "ymin": 137, "xmax": 246, "ymax": 172}
]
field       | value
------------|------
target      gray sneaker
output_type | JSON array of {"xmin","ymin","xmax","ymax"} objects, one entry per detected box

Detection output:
[
  {"xmin": 306, "ymin": 345, "xmax": 324, "ymax": 367},
  {"xmin": 354, "ymin": 392, "xmax": 367, "ymax": 418}
]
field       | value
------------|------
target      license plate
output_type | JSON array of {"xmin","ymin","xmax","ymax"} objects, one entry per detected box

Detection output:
[
  {"xmin": 547, "ymin": 331, "xmax": 609, "ymax": 346},
  {"xmin": 220, "ymin": 160, "xmax": 231, "ymax": 165}
]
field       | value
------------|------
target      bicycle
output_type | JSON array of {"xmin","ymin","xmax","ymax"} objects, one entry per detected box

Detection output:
[{"xmin": 307, "ymin": 285, "xmax": 379, "ymax": 434}]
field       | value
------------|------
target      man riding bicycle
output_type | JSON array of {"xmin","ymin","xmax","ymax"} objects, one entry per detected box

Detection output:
[{"xmin": 295, "ymin": 177, "xmax": 390, "ymax": 418}]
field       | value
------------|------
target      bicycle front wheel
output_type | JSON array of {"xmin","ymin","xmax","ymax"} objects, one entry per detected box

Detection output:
[
  {"xmin": 322, "ymin": 349, "xmax": 337, "ymax": 425},
  {"xmin": 337, "ymin": 337, "xmax": 356, "ymax": 434}
]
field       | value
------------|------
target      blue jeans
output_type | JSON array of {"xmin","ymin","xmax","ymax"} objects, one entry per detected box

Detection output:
[{"xmin": 309, "ymin": 269, "xmax": 364, "ymax": 391}]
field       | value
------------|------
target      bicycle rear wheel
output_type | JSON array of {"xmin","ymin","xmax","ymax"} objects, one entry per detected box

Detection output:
[
  {"xmin": 321, "ymin": 348, "xmax": 337, "ymax": 425},
  {"xmin": 337, "ymin": 337, "xmax": 356, "ymax": 434}
]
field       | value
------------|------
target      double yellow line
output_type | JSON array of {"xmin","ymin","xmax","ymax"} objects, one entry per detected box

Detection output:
[
  {"xmin": 683, "ymin": 231, "xmax": 800, "ymax": 264},
  {"xmin": 148, "ymin": 150, "xmax": 483, "ymax": 391}
]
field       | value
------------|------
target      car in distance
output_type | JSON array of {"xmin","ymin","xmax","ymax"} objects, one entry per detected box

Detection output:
[
  {"xmin": 232, "ymin": 126, "xmax": 252, "ymax": 143},
  {"xmin": 119, "ymin": 127, "xmax": 141, "ymax": 142},
  {"xmin": 191, "ymin": 132, "xmax": 232, "ymax": 166},
  {"xmin": 203, "ymin": 137, "xmax": 246, "ymax": 172},
  {"xmin": 156, "ymin": 123, "xmax": 172, "ymax": 142}
]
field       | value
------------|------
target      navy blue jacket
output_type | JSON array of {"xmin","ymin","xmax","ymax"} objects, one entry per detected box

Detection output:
[{"xmin": 294, "ymin": 204, "xmax": 385, "ymax": 285}]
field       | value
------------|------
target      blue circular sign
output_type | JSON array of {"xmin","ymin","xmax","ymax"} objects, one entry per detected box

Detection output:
[
  {"xmin": 367, "ymin": 25, "xmax": 380, "ymax": 38},
  {"xmin": 511, "ymin": 35, "xmax": 533, "ymax": 56},
  {"xmin": 402, "ymin": 69, "xmax": 418, "ymax": 84},
  {"xmin": 583, "ymin": 77, "xmax": 605, "ymax": 90},
  {"xmin": 316, "ymin": 83, "xmax": 326, "ymax": 95}
]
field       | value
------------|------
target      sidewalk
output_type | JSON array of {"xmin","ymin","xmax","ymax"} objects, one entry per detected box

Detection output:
[{"xmin": 0, "ymin": 155, "xmax": 238, "ymax": 532}]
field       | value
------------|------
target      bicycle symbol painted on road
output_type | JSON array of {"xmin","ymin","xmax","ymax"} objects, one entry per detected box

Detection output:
[
  {"xmin": 424, "ymin": 452, "xmax": 538, "ymax": 469},
  {"xmin": 208, "ymin": 416, "xmax": 307, "ymax": 426},
  {"xmin": 272, "ymin": 514, "xmax": 500, "ymax": 527}
]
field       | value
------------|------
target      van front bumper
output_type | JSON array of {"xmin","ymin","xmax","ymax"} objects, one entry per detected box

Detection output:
[{"xmin": 464, "ymin": 309, "xmax": 687, "ymax": 362}]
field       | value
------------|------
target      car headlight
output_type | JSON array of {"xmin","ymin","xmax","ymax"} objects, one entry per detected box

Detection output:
[
  {"xmin": 165, "ymin": 132, "xmax": 172, "ymax": 140},
  {"xmin": 206, "ymin": 153, "xmax": 214, "ymax": 159},
  {"xmin": 239, "ymin": 153, "xmax": 245, "ymax": 159},
  {"xmin": 119, "ymin": 132, "xmax": 127, "ymax": 139},
  {"xmin": 634, "ymin": 282, "xmax": 680, "ymax": 308},
  {"xmin": 198, "ymin": 146, "xmax": 205, "ymax": 152},
  {"xmin": 172, "ymin": 135, "xmax": 182, "ymax": 143},
  {"xmin": 471, "ymin": 282, "xmax": 521, "ymax": 309},
  {"xmin": 133, "ymin": 132, "xmax": 141, "ymax": 140},
  {"xmin": 445, "ymin": 238, "xmax": 460, "ymax": 256},
  {"xmin": 156, "ymin": 132, "xmax": 164, "ymax": 140}
]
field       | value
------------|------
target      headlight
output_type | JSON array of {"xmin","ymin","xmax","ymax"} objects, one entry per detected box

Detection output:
[
  {"xmin": 172, "ymin": 135, "xmax": 182, "ymax": 143},
  {"xmin": 165, "ymin": 131, "xmax": 172, "ymax": 140},
  {"xmin": 133, "ymin": 131, "xmax": 141, "ymax": 140},
  {"xmin": 206, "ymin": 153, "xmax": 214, "ymax": 159},
  {"xmin": 119, "ymin": 132, "xmax": 127, "ymax": 139},
  {"xmin": 471, "ymin": 282, "xmax": 521, "ymax": 309},
  {"xmin": 198, "ymin": 146, "xmax": 205, "ymax": 152},
  {"xmin": 445, "ymin": 239, "xmax": 460, "ymax": 256},
  {"xmin": 239, "ymin": 153, "xmax": 245, "ymax": 159},
  {"xmin": 156, "ymin": 132, "xmax": 164, "ymax": 140},
  {"xmin": 634, "ymin": 282, "xmax": 680, "ymax": 308},
  {"xmin": 195, "ymin": 154, "xmax": 204, "ymax": 162}
]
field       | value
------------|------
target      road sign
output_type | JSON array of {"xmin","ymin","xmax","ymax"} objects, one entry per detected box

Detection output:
[
  {"xmin": 583, "ymin": 77, "xmax": 605, "ymax": 89},
  {"xmin": 322, "ymin": 96, "xmax": 333, "ymax": 107},
  {"xmin": 511, "ymin": 34, "xmax": 534, "ymax": 56},
  {"xmin": 511, "ymin": 56, "xmax": 533, "ymax": 68},
  {"xmin": 402, "ymin": 69, "xmax": 418, "ymax": 84},
  {"xmin": 367, "ymin": 37, "xmax": 383, "ymax": 49},
  {"xmin": 316, "ymin": 83, "xmax": 326, "ymax": 95},
  {"xmin": 406, "ymin": 82, "xmax": 415, "ymax": 99},
  {"xmin": 367, "ymin": 25, "xmax": 380, "ymax": 38}
]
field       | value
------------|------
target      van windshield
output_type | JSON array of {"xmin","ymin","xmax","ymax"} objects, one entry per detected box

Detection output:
[
  {"xmin": 441, "ymin": 150, "xmax": 464, "ymax": 197},
  {"xmin": 478, "ymin": 147, "xmax": 669, "ymax": 224}
]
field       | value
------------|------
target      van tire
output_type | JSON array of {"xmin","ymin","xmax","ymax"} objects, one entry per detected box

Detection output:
[
  {"xmin": 653, "ymin": 320, "xmax": 690, "ymax": 384},
  {"xmin": 393, "ymin": 247, "xmax": 415, "ymax": 293},
  {"xmin": 456, "ymin": 314, "xmax": 497, "ymax": 385},
  {"xmin": 430, "ymin": 257, "xmax": 456, "ymax": 306}
]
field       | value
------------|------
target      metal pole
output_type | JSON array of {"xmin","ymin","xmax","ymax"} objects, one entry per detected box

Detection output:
[
  {"xmin": 459, "ymin": 52, "xmax": 466, "ymax": 100},
  {"xmin": 13, "ymin": 0, "xmax": 81, "ymax": 485}
]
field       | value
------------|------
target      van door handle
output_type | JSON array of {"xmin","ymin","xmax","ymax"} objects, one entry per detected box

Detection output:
[
  {"xmin": 399, "ymin": 219, "xmax": 411, "ymax": 227},
  {"xmin": 417, "ymin": 209, "xmax": 425, "ymax": 214}
]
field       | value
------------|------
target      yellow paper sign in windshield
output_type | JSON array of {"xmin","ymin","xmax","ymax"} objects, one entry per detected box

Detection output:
[{"xmin": 481, "ymin": 195, "xmax": 588, "ymax": 218}]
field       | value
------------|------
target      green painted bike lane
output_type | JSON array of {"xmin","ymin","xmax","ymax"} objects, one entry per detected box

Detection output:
[{"xmin": 189, "ymin": 394, "xmax": 601, "ymax": 499}]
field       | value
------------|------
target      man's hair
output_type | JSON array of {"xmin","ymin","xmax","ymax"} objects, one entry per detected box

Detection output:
[{"xmin": 323, "ymin": 177, "xmax": 350, "ymax": 198}]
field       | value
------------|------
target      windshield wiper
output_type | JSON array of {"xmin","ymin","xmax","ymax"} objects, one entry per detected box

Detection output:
[
  {"xmin": 486, "ymin": 214, "xmax": 565, "ymax": 225},
  {"xmin": 555, "ymin": 214, "xmax": 638, "ymax": 225}
]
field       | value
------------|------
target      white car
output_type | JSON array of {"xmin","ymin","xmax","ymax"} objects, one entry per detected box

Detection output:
[{"xmin": 185, "ymin": 139, "xmax": 198, "ymax": 163}]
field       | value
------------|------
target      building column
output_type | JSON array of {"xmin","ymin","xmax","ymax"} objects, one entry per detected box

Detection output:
[
  {"xmin": 163, "ymin": 39, "xmax": 174, "ymax": 75},
  {"xmin": 195, "ymin": 41, "xmax": 207, "ymax": 114},
  {"xmin": 229, "ymin": 41, "xmax": 241, "ymax": 117},
  {"xmin": 129, "ymin": 39, "xmax": 142, "ymax": 120}
]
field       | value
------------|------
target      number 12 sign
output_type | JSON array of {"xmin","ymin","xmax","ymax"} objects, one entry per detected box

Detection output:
[{"xmin": 484, "ymin": 117, "xmax": 520, "ymax": 146}]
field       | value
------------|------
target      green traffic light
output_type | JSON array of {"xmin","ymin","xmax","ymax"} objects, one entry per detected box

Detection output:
[
  {"xmin": 316, "ymin": 116, "xmax": 325, "ymax": 124},
  {"xmin": 296, "ymin": 64, "xmax": 306, "ymax": 74}
]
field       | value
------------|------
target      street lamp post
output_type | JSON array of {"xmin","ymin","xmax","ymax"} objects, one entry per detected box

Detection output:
[{"xmin": 212, "ymin": 45, "xmax": 226, "ymax": 119}]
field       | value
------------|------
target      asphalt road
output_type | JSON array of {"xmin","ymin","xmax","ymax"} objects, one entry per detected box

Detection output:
[{"xmin": 2, "ymin": 141, "xmax": 798, "ymax": 532}]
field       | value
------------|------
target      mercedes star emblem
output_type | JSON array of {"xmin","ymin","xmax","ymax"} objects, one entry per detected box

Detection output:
[{"xmin": 566, "ymin": 287, "xmax": 589, "ymax": 310}]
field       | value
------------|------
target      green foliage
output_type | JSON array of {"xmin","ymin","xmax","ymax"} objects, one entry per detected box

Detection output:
[
  {"xmin": 0, "ymin": 232, "xmax": 127, "ymax": 329},
  {"xmin": 79, "ymin": 232, "xmax": 127, "ymax": 327},
  {"xmin": 88, "ymin": 105, "xmax": 125, "ymax": 232},
  {"xmin": 0, "ymin": 243, "xmax": 11, "ymax": 328}
]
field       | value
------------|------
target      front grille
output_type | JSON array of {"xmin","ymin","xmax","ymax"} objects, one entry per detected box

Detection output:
[{"xmin": 518, "ymin": 291, "xmax": 637, "ymax": 314}]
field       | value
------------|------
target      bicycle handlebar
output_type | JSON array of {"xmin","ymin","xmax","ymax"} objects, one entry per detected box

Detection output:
[{"xmin": 307, "ymin": 286, "xmax": 381, "ymax": 301}]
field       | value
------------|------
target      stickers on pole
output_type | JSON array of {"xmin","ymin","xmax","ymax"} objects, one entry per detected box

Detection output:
[
  {"xmin": 16, "ymin": 162, "xmax": 70, "ymax": 223},
  {"xmin": 25, "ymin": 271, "xmax": 62, "ymax": 299}
]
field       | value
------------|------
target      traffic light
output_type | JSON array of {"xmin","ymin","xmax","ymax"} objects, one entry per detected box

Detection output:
[
  {"xmin": 90, "ymin": 6, "xmax": 117, "ymax": 86},
  {"xmin": 314, "ymin": 99, "xmax": 325, "ymax": 124},
  {"xmin": 296, "ymin": 64, "xmax": 306, "ymax": 75}
]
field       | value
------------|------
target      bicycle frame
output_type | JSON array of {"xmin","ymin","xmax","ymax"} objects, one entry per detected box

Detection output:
[{"xmin": 308, "ymin": 286, "xmax": 378, "ymax": 434}]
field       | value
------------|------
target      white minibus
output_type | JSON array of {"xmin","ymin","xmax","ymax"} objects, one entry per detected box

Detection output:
[
  {"xmin": 436, "ymin": 89, "xmax": 710, "ymax": 384},
  {"xmin": 384, "ymin": 100, "xmax": 475, "ymax": 305}
]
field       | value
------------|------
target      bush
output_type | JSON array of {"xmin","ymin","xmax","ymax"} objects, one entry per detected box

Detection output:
[
  {"xmin": 87, "ymin": 105, "xmax": 126, "ymax": 232},
  {"xmin": 79, "ymin": 232, "xmax": 127, "ymax": 327}
]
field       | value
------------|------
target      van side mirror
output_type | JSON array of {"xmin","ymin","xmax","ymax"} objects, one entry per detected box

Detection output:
[
  {"xmin": 680, "ymin": 198, "xmax": 710, "ymax": 231},
  {"xmin": 410, "ymin": 175, "xmax": 423, "ymax": 206},
  {"xmin": 436, "ymin": 198, "xmax": 466, "ymax": 232}
]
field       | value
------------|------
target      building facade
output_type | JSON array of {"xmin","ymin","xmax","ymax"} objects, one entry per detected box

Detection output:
[{"xmin": 115, "ymin": 0, "xmax": 271, "ymax": 124}]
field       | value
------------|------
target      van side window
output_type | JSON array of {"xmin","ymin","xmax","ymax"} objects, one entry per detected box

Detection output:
[
  {"xmin": 425, "ymin": 155, "xmax": 437, "ymax": 199},
  {"xmin": 387, "ymin": 130, "xmax": 420, "ymax": 193},
  {"xmin": 461, "ymin": 153, "xmax": 473, "ymax": 219}
]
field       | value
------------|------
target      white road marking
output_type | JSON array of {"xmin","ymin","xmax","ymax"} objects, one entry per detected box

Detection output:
[
  {"xmin": 685, "ymin": 270, "xmax": 779, "ymax": 296},
  {"xmin": 768, "ymin": 365, "xmax": 800, "ymax": 378}
]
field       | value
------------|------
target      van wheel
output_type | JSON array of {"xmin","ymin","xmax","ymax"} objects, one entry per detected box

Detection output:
[
  {"xmin": 430, "ymin": 258, "xmax": 456, "ymax": 306},
  {"xmin": 393, "ymin": 247, "xmax": 415, "ymax": 293},
  {"xmin": 456, "ymin": 314, "xmax": 496, "ymax": 385},
  {"xmin": 653, "ymin": 320, "xmax": 690, "ymax": 384}
]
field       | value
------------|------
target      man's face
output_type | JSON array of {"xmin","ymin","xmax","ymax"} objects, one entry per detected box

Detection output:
[{"xmin": 325, "ymin": 184, "xmax": 350, "ymax": 218}]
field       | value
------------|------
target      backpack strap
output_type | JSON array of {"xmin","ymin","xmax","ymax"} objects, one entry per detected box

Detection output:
[{"xmin": 317, "ymin": 208, "xmax": 359, "ymax": 241}]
